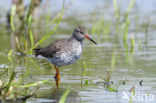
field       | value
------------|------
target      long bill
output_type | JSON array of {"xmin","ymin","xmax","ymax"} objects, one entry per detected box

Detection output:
[{"xmin": 84, "ymin": 35, "xmax": 97, "ymax": 45}]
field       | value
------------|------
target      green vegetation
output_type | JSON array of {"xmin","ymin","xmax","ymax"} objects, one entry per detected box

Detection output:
[
  {"xmin": 0, "ymin": 0, "xmax": 154, "ymax": 102},
  {"xmin": 81, "ymin": 61, "xmax": 89, "ymax": 86},
  {"xmin": 59, "ymin": 87, "xmax": 70, "ymax": 103}
]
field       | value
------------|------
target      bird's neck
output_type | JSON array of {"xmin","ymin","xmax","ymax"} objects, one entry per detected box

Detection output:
[{"xmin": 70, "ymin": 36, "xmax": 83, "ymax": 46}]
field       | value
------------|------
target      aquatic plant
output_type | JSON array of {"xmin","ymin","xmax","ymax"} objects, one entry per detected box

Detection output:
[
  {"xmin": 81, "ymin": 61, "xmax": 89, "ymax": 86},
  {"xmin": 59, "ymin": 87, "xmax": 70, "ymax": 103}
]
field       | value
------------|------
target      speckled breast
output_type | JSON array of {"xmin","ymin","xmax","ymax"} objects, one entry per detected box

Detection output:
[{"xmin": 48, "ymin": 41, "xmax": 82, "ymax": 67}]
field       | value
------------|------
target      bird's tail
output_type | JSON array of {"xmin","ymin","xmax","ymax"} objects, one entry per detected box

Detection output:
[{"xmin": 33, "ymin": 48, "xmax": 41, "ymax": 57}]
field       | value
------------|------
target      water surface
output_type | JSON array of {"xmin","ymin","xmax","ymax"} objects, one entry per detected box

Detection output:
[{"xmin": 0, "ymin": 0, "xmax": 156, "ymax": 103}]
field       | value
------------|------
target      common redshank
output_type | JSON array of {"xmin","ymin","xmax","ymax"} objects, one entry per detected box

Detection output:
[{"xmin": 33, "ymin": 26, "xmax": 97, "ymax": 86}]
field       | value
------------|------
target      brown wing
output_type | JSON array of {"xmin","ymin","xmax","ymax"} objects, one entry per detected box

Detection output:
[{"xmin": 34, "ymin": 39, "xmax": 68, "ymax": 58}]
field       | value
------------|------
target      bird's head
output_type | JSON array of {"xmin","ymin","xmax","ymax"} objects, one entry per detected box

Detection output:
[{"xmin": 73, "ymin": 25, "xmax": 97, "ymax": 45}]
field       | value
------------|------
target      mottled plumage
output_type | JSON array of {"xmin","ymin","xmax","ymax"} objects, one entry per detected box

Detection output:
[
  {"xmin": 33, "ymin": 25, "xmax": 97, "ymax": 68},
  {"xmin": 34, "ymin": 37, "xmax": 82, "ymax": 67}
]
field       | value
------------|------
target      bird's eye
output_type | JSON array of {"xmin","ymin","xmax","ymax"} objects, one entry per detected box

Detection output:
[
  {"xmin": 75, "ymin": 29, "xmax": 80, "ymax": 33},
  {"xmin": 80, "ymin": 31, "xmax": 84, "ymax": 34}
]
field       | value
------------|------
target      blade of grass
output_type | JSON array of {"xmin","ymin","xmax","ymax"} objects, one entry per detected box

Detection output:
[
  {"xmin": 15, "ymin": 36, "xmax": 22, "ymax": 51},
  {"xmin": 81, "ymin": 62, "xmax": 88, "ymax": 86},
  {"xmin": 28, "ymin": 58, "xmax": 41, "ymax": 70},
  {"xmin": 24, "ymin": 0, "xmax": 33, "ymax": 23},
  {"xmin": 31, "ymin": 0, "xmax": 65, "ymax": 50},
  {"xmin": 17, "ymin": 79, "xmax": 50, "ymax": 88},
  {"xmin": 113, "ymin": 0, "xmax": 120, "ymax": 20},
  {"xmin": 130, "ymin": 33, "xmax": 135, "ymax": 53},
  {"xmin": 111, "ymin": 49, "xmax": 117, "ymax": 71},
  {"xmin": 10, "ymin": 5, "xmax": 16, "ymax": 32},
  {"xmin": 126, "ymin": 0, "xmax": 135, "ymax": 14},
  {"xmin": 107, "ymin": 87, "xmax": 118, "ymax": 92},
  {"xmin": 82, "ymin": 61, "xmax": 87, "ymax": 76},
  {"xmin": 59, "ymin": 87, "xmax": 70, "ymax": 103},
  {"xmin": 102, "ymin": 21, "xmax": 111, "ymax": 36},
  {"xmin": 7, "ymin": 50, "xmax": 13, "ymax": 62},
  {"xmin": 29, "ymin": 29, "xmax": 34, "ymax": 55},
  {"xmin": 3, "ymin": 72, "xmax": 16, "ymax": 97}
]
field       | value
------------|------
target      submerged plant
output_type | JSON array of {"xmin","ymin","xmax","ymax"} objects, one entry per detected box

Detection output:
[
  {"xmin": 31, "ymin": 0, "xmax": 65, "ymax": 50},
  {"xmin": 98, "ymin": 71, "xmax": 118, "ymax": 92},
  {"xmin": 81, "ymin": 61, "xmax": 89, "ymax": 86},
  {"xmin": 129, "ymin": 86, "xmax": 135, "ymax": 103},
  {"xmin": 0, "ymin": 50, "xmax": 50, "ymax": 102}
]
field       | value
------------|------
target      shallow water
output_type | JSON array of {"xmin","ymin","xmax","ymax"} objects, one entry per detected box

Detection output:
[{"xmin": 0, "ymin": 0, "xmax": 156, "ymax": 103}]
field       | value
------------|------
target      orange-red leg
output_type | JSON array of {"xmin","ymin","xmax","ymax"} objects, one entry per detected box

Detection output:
[{"xmin": 54, "ymin": 65, "xmax": 60, "ymax": 89}]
